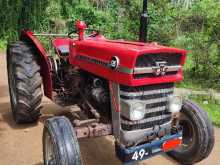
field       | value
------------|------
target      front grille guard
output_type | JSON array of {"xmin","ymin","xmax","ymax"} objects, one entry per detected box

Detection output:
[{"xmin": 109, "ymin": 81, "xmax": 173, "ymax": 146}]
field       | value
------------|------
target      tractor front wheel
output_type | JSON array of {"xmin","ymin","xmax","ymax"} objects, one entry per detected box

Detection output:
[
  {"xmin": 168, "ymin": 100, "xmax": 214, "ymax": 164},
  {"xmin": 43, "ymin": 116, "xmax": 82, "ymax": 165}
]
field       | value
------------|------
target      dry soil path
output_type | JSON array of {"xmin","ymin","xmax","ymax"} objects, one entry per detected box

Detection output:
[{"xmin": 0, "ymin": 53, "xmax": 219, "ymax": 165}]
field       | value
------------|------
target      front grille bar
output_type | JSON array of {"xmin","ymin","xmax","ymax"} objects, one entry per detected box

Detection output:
[
  {"xmin": 122, "ymin": 114, "xmax": 171, "ymax": 125},
  {"xmin": 121, "ymin": 115, "xmax": 172, "ymax": 131},
  {"xmin": 143, "ymin": 97, "xmax": 168, "ymax": 105},
  {"xmin": 120, "ymin": 83, "xmax": 174, "ymax": 131},
  {"xmin": 134, "ymin": 65, "xmax": 181, "ymax": 74},
  {"xmin": 144, "ymin": 106, "xmax": 166, "ymax": 114},
  {"xmin": 120, "ymin": 88, "xmax": 173, "ymax": 97}
]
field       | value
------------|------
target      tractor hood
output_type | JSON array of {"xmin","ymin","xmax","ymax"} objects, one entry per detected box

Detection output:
[{"xmin": 69, "ymin": 37, "xmax": 187, "ymax": 86}]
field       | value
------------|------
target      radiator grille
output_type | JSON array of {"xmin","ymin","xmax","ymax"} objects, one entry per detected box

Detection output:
[
  {"xmin": 134, "ymin": 53, "xmax": 182, "ymax": 79},
  {"xmin": 136, "ymin": 53, "xmax": 181, "ymax": 67},
  {"xmin": 120, "ymin": 83, "xmax": 174, "ymax": 131}
]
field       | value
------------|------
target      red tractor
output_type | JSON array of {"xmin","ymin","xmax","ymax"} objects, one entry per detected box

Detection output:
[{"xmin": 7, "ymin": 1, "xmax": 214, "ymax": 164}]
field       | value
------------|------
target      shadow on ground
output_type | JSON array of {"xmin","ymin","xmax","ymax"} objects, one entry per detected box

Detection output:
[
  {"xmin": 0, "ymin": 94, "xmax": 180, "ymax": 165},
  {"xmin": 0, "ymin": 85, "xmax": 9, "ymax": 98}
]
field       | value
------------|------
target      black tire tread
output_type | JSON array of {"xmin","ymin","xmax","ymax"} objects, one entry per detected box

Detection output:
[
  {"xmin": 168, "ymin": 100, "xmax": 214, "ymax": 164},
  {"xmin": 7, "ymin": 41, "xmax": 43, "ymax": 123},
  {"xmin": 43, "ymin": 116, "xmax": 82, "ymax": 165},
  {"xmin": 185, "ymin": 100, "xmax": 214, "ymax": 163}
]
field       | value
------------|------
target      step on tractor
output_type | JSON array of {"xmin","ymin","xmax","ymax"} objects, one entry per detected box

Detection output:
[{"xmin": 7, "ymin": 0, "xmax": 214, "ymax": 165}]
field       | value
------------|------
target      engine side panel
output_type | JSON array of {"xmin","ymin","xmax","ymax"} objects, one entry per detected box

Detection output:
[{"xmin": 69, "ymin": 39, "xmax": 187, "ymax": 86}]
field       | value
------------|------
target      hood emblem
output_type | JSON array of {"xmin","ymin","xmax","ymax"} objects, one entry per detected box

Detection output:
[
  {"xmin": 110, "ymin": 56, "xmax": 120, "ymax": 70},
  {"xmin": 153, "ymin": 61, "xmax": 168, "ymax": 76}
]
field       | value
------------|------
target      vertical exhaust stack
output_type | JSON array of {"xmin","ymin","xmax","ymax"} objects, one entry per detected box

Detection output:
[{"xmin": 139, "ymin": 0, "xmax": 149, "ymax": 43}]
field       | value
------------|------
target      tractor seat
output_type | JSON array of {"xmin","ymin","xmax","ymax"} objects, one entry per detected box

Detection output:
[{"xmin": 57, "ymin": 45, "xmax": 69, "ymax": 56}]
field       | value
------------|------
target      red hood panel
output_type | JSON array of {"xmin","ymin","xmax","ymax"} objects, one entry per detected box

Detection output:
[{"xmin": 69, "ymin": 38, "xmax": 187, "ymax": 86}]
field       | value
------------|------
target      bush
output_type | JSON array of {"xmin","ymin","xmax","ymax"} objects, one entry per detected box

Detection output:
[{"xmin": 170, "ymin": 0, "xmax": 220, "ymax": 89}]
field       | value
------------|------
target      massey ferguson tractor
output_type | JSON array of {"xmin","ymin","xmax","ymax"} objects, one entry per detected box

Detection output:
[{"xmin": 7, "ymin": 0, "xmax": 214, "ymax": 165}]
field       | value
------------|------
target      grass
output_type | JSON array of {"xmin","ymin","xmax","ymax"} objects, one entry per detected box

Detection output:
[
  {"xmin": 188, "ymin": 95, "xmax": 220, "ymax": 127},
  {"xmin": 176, "ymin": 79, "xmax": 203, "ymax": 91},
  {"xmin": 177, "ymin": 73, "xmax": 220, "ymax": 92},
  {"xmin": 176, "ymin": 57, "xmax": 220, "ymax": 91},
  {"xmin": 0, "ymin": 40, "xmax": 7, "ymax": 52}
]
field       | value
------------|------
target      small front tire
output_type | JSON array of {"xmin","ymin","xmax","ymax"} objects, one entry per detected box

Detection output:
[
  {"xmin": 43, "ymin": 116, "xmax": 82, "ymax": 165},
  {"xmin": 168, "ymin": 100, "xmax": 214, "ymax": 164}
]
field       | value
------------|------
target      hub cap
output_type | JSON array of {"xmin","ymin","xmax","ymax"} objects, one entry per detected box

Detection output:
[{"xmin": 178, "ymin": 112, "xmax": 196, "ymax": 151}]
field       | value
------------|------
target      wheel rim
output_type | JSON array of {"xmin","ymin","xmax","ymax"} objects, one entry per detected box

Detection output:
[
  {"xmin": 8, "ymin": 58, "xmax": 18, "ymax": 109},
  {"xmin": 44, "ymin": 131, "xmax": 56, "ymax": 165},
  {"xmin": 178, "ymin": 112, "xmax": 196, "ymax": 151}
]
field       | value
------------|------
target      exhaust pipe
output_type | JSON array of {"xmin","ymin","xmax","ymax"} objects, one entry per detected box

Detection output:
[{"xmin": 139, "ymin": 0, "xmax": 149, "ymax": 43}]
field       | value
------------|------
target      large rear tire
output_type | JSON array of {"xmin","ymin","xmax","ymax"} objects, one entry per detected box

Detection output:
[
  {"xmin": 168, "ymin": 100, "xmax": 214, "ymax": 164},
  {"xmin": 43, "ymin": 116, "xmax": 82, "ymax": 165},
  {"xmin": 7, "ymin": 42, "xmax": 43, "ymax": 123}
]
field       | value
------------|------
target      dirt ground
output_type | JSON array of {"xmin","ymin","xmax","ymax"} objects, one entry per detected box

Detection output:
[{"xmin": 0, "ymin": 53, "xmax": 220, "ymax": 165}]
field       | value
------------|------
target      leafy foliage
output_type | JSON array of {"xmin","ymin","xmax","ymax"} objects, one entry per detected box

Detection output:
[
  {"xmin": 189, "ymin": 94, "xmax": 220, "ymax": 126},
  {"xmin": 170, "ymin": 0, "xmax": 220, "ymax": 88}
]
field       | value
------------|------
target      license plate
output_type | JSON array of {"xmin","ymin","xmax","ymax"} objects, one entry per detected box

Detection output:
[
  {"xmin": 129, "ymin": 148, "xmax": 151, "ymax": 161},
  {"xmin": 119, "ymin": 146, "xmax": 155, "ymax": 163},
  {"xmin": 115, "ymin": 132, "xmax": 183, "ymax": 164}
]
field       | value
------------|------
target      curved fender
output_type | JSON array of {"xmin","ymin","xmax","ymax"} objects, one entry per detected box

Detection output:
[{"xmin": 20, "ymin": 30, "xmax": 53, "ymax": 99}]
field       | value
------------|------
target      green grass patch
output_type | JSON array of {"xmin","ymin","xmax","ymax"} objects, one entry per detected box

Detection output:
[
  {"xmin": 0, "ymin": 40, "xmax": 7, "ymax": 52},
  {"xmin": 188, "ymin": 95, "xmax": 220, "ymax": 127},
  {"xmin": 177, "ymin": 71, "xmax": 220, "ymax": 92},
  {"xmin": 176, "ymin": 79, "xmax": 203, "ymax": 91}
]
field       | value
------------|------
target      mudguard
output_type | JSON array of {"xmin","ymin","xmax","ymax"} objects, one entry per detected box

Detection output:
[{"xmin": 20, "ymin": 30, "xmax": 53, "ymax": 99}]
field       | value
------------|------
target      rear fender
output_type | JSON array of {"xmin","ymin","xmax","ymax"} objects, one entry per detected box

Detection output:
[{"xmin": 20, "ymin": 30, "xmax": 53, "ymax": 99}]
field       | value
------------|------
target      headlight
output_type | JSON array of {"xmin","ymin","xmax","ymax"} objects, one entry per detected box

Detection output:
[
  {"xmin": 130, "ymin": 102, "xmax": 145, "ymax": 121},
  {"xmin": 168, "ymin": 95, "xmax": 183, "ymax": 113},
  {"xmin": 121, "ymin": 101, "xmax": 145, "ymax": 121}
]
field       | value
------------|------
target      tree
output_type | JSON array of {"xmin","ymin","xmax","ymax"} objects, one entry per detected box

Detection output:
[{"xmin": 171, "ymin": 0, "xmax": 196, "ymax": 9}]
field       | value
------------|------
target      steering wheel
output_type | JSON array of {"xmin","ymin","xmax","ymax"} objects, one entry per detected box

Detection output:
[
  {"xmin": 87, "ymin": 28, "xmax": 100, "ymax": 37},
  {"xmin": 68, "ymin": 28, "xmax": 100, "ymax": 38},
  {"xmin": 68, "ymin": 29, "xmax": 77, "ymax": 38}
]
